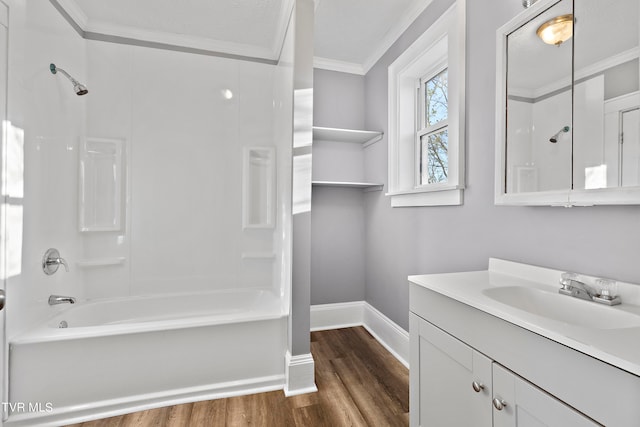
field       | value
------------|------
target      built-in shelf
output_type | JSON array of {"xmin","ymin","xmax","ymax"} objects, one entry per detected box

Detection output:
[
  {"xmin": 312, "ymin": 126, "xmax": 383, "ymax": 148},
  {"xmin": 312, "ymin": 181, "xmax": 384, "ymax": 191},
  {"xmin": 76, "ymin": 257, "xmax": 126, "ymax": 268}
]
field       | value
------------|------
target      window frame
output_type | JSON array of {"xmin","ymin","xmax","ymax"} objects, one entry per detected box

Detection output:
[{"xmin": 387, "ymin": 1, "xmax": 465, "ymax": 207}]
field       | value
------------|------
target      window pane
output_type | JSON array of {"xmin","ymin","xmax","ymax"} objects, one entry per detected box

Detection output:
[
  {"xmin": 421, "ymin": 129, "xmax": 448, "ymax": 185},
  {"xmin": 425, "ymin": 69, "xmax": 448, "ymax": 127}
]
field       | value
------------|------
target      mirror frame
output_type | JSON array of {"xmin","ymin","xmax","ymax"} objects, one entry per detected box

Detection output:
[{"xmin": 494, "ymin": 0, "xmax": 640, "ymax": 206}]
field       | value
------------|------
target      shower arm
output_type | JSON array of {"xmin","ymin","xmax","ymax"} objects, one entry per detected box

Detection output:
[{"xmin": 50, "ymin": 64, "xmax": 81, "ymax": 86}]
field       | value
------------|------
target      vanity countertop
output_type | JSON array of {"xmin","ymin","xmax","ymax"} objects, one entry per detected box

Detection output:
[{"xmin": 409, "ymin": 258, "xmax": 640, "ymax": 377}]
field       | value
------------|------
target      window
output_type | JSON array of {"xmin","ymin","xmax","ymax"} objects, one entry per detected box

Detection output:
[
  {"xmin": 387, "ymin": 2, "xmax": 465, "ymax": 207},
  {"xmin": 418, "ymin": 68, "xmax": 449, "ymax": 186}
]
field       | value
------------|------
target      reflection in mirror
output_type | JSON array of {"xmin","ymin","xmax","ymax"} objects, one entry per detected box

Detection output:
[
  {"xmin": 574, "ymin": 0, "xmax": 640, "ymax": 190},
  {"xmin": 505, "ymin": 0, "xmax": 573, "ymax": 193}
]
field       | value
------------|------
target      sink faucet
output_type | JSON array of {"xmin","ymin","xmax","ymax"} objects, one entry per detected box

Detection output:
[
  {"xmin": 559, "ymin": 273, "xmax": 621, "ymax": 306},
  {"xmin": 559, "ymin": 274, "xmax": 596, "ymax": 301},
  {"xmin": 48, "ymin": 295, "xmax": 76, "ymax": 305}
]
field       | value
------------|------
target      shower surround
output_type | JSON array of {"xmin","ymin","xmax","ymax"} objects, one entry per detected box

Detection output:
[{"xmin": 3, "ymin": 0, "xmax": 301, "ymax": 424}]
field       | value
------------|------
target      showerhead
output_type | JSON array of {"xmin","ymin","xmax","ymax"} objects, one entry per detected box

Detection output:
[
  {"xmin": 549, "ymin": 126, "xmax": 570, "ymax": 143},
  {"xmin": 50, "ymin": 63, "xmax": 88, "ymax": 96}
]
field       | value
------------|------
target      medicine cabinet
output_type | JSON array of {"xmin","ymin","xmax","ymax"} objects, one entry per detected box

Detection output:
[{"xmin": 495, "ymin": 0, "xmax": 640, "ymax": 206}]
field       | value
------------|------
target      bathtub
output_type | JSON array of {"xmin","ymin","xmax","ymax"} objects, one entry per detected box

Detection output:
[{"xmin": 7, "ymin": 289, "xmax": 288, "ymax": 426}]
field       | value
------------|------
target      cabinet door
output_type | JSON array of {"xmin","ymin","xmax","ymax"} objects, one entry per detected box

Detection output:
[
  {"xmin": 410, "ymin": 313, "xmax": 492, "ymax": 427},
  {"xmin": 492, "ymin": 364, "xmax": 600, "ymax": 427}
]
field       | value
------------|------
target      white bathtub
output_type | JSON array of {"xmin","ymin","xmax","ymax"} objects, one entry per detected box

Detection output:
[{"xmin": 7, "ymin": 289, "xmax": 288, "ymax": 426}]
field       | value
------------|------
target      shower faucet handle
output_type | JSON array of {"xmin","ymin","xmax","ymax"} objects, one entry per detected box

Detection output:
[{"xmin": 42, "ymin": 248, "xmax": 69, "ymax": 275}]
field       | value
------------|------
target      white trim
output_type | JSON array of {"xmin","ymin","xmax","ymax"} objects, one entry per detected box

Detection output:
[
  {"xmin": 85, "ymin": 20, "xmax": 276, "ymax": 61},
  {"xmin": 284, "ymin": 351, "xmax": 317, "ymax": 397},
  {"xmin": 361, "ymin": 0, "xmax": 435, "ymax": 74},
  {"xmin": 310, "ymin": 301, "xmax": 364, "ymax": 331},
  {"xmin": 313, "ymin": 0, "xmax": 436, "ymax": 75},
  {"xmin": 313, "ymin": 57, "xmax": 365, "ymax": 75},
  {"xmin": 5, "ymin": 375, "xmax": 284, "ymax": 427},
  {"xmin": 390, "ymin": 188, "xmax": 462, "ymax": 207},
  {"xmin": 52, "ymin": 1, "xmax": 284, "ymax": 62},
  {"xmin": 272, "ymin": 0, "xmax": 295, "ymax": 60},
  {"xmin": 604, "ymin": 91, "xmax": 640, "ymax": 115},
  {"xmin": 387, "ymin": 2, "xmax": 465, "ymax": 208},
  {"xmin": 310, "ymin": 302, "xmax": 409, "ymax": 368},
  {"xmin": 362, "ymin": 304, "xmax": 410, "ymax": 369}
]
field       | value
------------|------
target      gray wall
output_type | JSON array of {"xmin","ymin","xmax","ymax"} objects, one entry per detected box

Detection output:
[
  {"xmin": 311, "ymin": 187, "xmax": 366, "ymax": 304},
  {"xmin": 310, "ymin": 69, "xmax": 367, "ymax": 305},
  {"xmin": 290, "ymin": 0, "xmax": 315, "ymax": 356},
  {"xmin": 313, "ymin": 69, "xmax": 365, "ymax": 129},
  {"xmin": 357, "ymin": 0, "xmax": 640, "ymax": 331}
]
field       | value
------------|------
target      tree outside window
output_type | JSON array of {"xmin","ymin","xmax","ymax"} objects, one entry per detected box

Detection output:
[{"xmin": 418, "ymin": 68, "xmax": 448, "ymax": 186}]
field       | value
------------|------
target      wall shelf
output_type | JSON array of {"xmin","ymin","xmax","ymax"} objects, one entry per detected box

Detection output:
[
  {"xmin": 312, "ymin": 181, "xmax": 384, "ymax": 191},
  {"xmin": 312, "ymin": 126, "xmax": 383, "ymax": 148}
]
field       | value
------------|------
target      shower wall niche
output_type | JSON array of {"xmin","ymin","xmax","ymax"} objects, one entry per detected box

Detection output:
[
  {"xmin": 243, "ymin": 147, "xmax": 276, "ymax": 229},
  {"xmin": 78, "ymin": 137, "xmax": 125, "ymax": 232}
]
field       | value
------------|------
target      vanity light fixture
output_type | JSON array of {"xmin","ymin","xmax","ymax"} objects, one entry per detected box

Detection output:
[{"xmin": 536, "ymin": 14, "xmax": 573, "ymax": 46}]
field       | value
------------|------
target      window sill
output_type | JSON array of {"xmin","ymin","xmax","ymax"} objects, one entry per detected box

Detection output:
[{"xmin": 387, "ymin": 187, "xmax": 463, "ymax": 207}]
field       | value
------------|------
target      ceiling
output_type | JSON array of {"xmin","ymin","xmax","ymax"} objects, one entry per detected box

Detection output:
[
  {"xmin": 52, "ymin": 0, "xmax": 433, "ymax": 74},
  {"xmin": 314, "ymin": 0, "xmax": 433, "ymax": 74}
]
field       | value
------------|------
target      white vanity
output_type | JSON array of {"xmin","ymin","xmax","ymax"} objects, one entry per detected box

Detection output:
[{"xmin": 409, "ymin": 259, "xmax": 640, "ymax": 426}]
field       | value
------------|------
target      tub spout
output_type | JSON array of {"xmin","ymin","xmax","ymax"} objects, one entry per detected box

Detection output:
[{"xmin": 48, "ymin": 295, "xmax": 76, "ymax": 305}]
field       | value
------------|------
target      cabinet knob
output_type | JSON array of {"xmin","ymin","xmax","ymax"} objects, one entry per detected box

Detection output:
[
  {"xmin": 471, "ymin": 381, "xmax": 485, "ymax": 393},
  {"xmin": 492, "ymin": 398, "xmax": 508, "ymax": 411}
]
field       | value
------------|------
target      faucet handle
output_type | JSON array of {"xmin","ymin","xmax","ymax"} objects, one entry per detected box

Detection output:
[
  {"xmin": 57, "ymin": 257, "xmax": 69, "ymax": 272},
  {"xmin": 42, "ymin": 248, "xmax": 69, "ymax": 275},
  {"xmin": 560, "ymin": 272, "xmax": 578, "ymax": 288},
  {"xmin": 596, "ymin": 279, "xmax": 618, "ymax": 299}
]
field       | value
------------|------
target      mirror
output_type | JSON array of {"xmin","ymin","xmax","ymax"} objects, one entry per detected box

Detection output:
[
  {"xmin": 505, "ymin": 0, "xmax": 573, "ymax": 194},
  {"xmin": 496, "ymin": 0, "xmax": 640, "ymax": 205},
  {"xmin": 574, "ymin": 0, "xmax": 639, "ymax": 190}
]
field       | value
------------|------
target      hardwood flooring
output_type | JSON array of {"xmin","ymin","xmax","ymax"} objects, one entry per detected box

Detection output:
[{"xmin": 67, "ymin": 327, "xmax": 409, "ymax": 427}]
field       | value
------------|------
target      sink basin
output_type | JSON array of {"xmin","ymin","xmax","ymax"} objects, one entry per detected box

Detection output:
[{"xmin": 482, "ymin": 286, "xmax": 640, "ymax": 330}]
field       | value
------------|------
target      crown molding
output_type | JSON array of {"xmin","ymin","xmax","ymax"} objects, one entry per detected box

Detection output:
[
  {"xmin": 50, "ymin": 0, "xmax": 282, "ymax": 62},
  {"xmin": 313, "ymin": 56, "xmax": 365, "ymax": 75},
  {"xmin": 53, "ymin": 0, "xmax": 89, "ymax": 28},
  {"xmin": 86, "ymin": 20, "xmax": 276, "ymax": 60},
  {"xmin": 272, "ymin": 0, "xmax": 295, "ymax": 60},
  {"xmin": 362, "ymin": 0, "xmax": 434, "ymax": 74},
  {"xmin": 314, "ymin": 0, "xmax": 436, "ymax": 76}
]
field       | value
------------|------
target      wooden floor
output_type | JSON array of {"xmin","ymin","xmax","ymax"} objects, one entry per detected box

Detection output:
[{"xmin": 67, "ymin": 327, "xmax": 409, "ymax": 427}]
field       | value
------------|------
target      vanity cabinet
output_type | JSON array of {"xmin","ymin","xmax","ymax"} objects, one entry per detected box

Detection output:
[
  {"xmin": 492, "ymin": 364, "xmax": 597, "ymax": 427},
  {"xmin": 411, "ymin": 312, "xmax": 492, "ymax": 426},
  {"xmin": 411, "ymin": 313, "xmax": 598, "ymax": 427}
]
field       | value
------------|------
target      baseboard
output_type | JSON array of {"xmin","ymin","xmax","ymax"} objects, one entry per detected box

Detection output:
[
  {"xmin": 310, "ymin": 301, "xmax": 409, "ymax": 368},
  {"xmin": 310, "ymin": 301, "xmax": 364, "ymax": 331},
  {"xmin": 284, "ymin": 351, "xmax": 318, "ymax": 396},
  {"xmin": 5, "ymin": 375, "xmax": 285, "ymax": 427}
]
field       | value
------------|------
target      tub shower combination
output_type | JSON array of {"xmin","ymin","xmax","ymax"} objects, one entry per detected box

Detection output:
[
  {"xmin": 4, "ymin": 48, "xmax": 294, "ymax": 424},
  {"xmin": 9, "ymin": 289, "xmax": 286, "ymax": 424}
]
